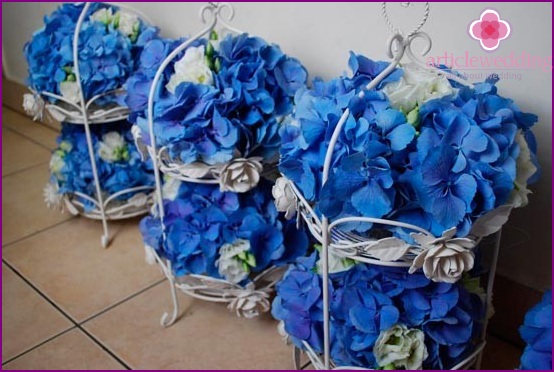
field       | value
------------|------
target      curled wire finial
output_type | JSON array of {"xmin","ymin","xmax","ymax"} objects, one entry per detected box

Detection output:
[
  {"xmin": 381, "ymin": 2, "xmax": 430, "ymax": 37},
  {"xmin": 200, "ymin": 2, "xmax": 235, "ymax": 26}
]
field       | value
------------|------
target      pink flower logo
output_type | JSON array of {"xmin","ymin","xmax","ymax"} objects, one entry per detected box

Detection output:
[{"xmin": 469, "ymin": 9, "xmax": 511, "ymax": 51}]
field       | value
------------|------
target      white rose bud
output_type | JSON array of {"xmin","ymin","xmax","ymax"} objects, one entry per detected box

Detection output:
[
  {"xmin": 374, "ymin": 324, "xmax": 428, "ymax": 370},
  {"xmin": 22, "ymin": 93, "xmax": 45, "ymax": 121},
  {"xmin": 59, "ymin": 81, "xmax": 81, "ymax": 104},
  {"xmin": 166, "ymin": 45, "xmax": 214, "ymax": 93},
  {"xmin": 383, "ymin": 63, "xmax": 455, "ymax": 112},
  {"xmin": 90, "ymin": 8, "xmax": 114, "ymax": 25},
  {"xmin": 219, "ymin": 157, "xmax": 263, "ymax": 193},
  {"xmin": 409, "ymin": 228, "xmax": 476, "ymax": 283},
  {"xmin": 272, "ymin": 177, "xmax": 298, "ymax": 219},
  {"xmin": 98, "ymin": 132, "xmax": 128, "ymax": 162},
  {"xmin": 115, "ymin": 11, "xmax": 139, "ymax": 37},
  {"xmin": 216, "ymin": 239, "xmax": 252, "ymax": 284}
]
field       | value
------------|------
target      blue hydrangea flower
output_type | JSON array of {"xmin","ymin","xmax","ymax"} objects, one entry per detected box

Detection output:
[
  {"xmin": 140, "ymin": 179, "xmax": 309, "ymax": 281},
  {"xmin": 124, "ymin": 31, "xmax": 308, "ymax": 166},
  {"xmin": 48, "ymin": 121, "xmax": 155, "ymax": 212},
  {"xmin": 273, "ymin": 251, "xmax": 485, "ymax": 369},
  {"xmin": 24, "ymin": 3, "xmax": 159, "ymax": 104},
  {"xmin": 519, "ymin": 290, "xmax": 552, "ymax": 370}
]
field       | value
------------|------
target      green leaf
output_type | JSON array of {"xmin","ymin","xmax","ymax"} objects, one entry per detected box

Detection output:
[
  {"xmin": 245, "ymin": 253, "xmax": 257, "ymax": 268},
  {"xmin": 210, "ymin": 30, "xmax": 218, "ymax": 41},
  {"xmin": 66, "ymin": 74, "xmax": 76, "ymax": 82},
  {"xmin": 206, "ymin": 42, "xmax": 214, "ymax": 58},
  {"xmin": 214, "ymin": 58, "xmax": 221, "ymax": 73},
  {"xmin": 407, "ymin": 105, "xmax": 420, "ymax": 128}
]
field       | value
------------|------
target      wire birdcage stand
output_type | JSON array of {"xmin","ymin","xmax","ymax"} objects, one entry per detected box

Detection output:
[
  {"xmin": 143, "ymin": 2, "xmax": 285, "ymax": 327},
  {"xmin": 26, "ymin": 2, "xmax": 156, "ymax": 248},
  {"xmin": 280, "ymin": 2, "xmax": 507, "ymax": 370}
]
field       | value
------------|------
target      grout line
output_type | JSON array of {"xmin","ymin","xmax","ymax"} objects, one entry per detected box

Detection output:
[
  {"xmin": 2, "ymin": 259, "xmax": 79, "ymax": 324},
  {"xmin": 79, "ymin": 279, "xmax": 166, "ymax": 325},
  {"xmin": 3, "ymin": 125, "xmax": 55, "ymax": 152},
  {"xmin": 2, "ymin": 160, "xmax": 49, "ymax": 179},
  {"xmin": 76, "ymin": 326, "xmax": 132, "ymax": 370},
  {"xmin": 1, "ymin": 327, "xmax": 76, "ymax": 366},
  {"xmin": 2, "ymin": 260, "xmax": 165, "ymax": 370},
  {"xmin": 2, "ymin": 217, "xmax": 75, "ymax": 248}
]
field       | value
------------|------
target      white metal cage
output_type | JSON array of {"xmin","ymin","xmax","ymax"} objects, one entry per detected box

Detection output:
[
  {"xmin": 143, "ymin": 2, "xmax": 286, "ymax": 326},
  {"xmin": 25, "ymin": 2, "xmax": 156, "ymax": 247},
  {"xmin": 279, "ymin": 2, "xmax": 509, "ymax": 370}
]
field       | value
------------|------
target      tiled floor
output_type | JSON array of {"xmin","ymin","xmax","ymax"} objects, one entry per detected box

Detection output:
[{"xmin": 2, "ymin": 106, "xmax": 523, "ymax": 370}]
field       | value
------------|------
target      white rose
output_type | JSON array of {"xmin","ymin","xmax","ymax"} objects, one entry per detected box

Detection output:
[
  {"xmin": 59, "ymin": 81, "xmax": 81, "ymax": 104},
  {"xmin": 509, "ymin": 131, "xmax": 538, "ymax": 208},
  {"xmin": 219, "ymin": 157, "xmax": 263, "ymax": 193},
  {"xmin": 166, "ymin": 46, "xmax": 213, "ymax": 93},
  {"xmin": 90, "ymin": 8, "xmax": 114, "ymax": 25},
  {"xmin": 409, "ymin": 228, "xmax": 476, "ymax": 283},
  {"xmin": 22, "ymin": 93, "xmax": 44, "ymax": 121},
  {"xmin": 374, "ymin": 324, "xmax": 428, "ymax": 370},
  {"xmin": 317, "ymin": 250, "xmax": 356, "ymax": 274},
  {"xmin": 162, "ymin": 176, "xmax": 182, "ymax": 201},
  {"xmin": 115, "ymin": 11, "xmax": 139, "ymax": 37},
  {"xmin": 383, "ymin": 63, "xmax": 455, "ymax": 112},
  {"xmin": 216, "ymin": 239, "xmax": 251, "ymax": 284},
  {"xmin": 272, "ymin": 177, "xmax": 298, "ymax": 219},
  {"xmin": 98, "ymin": 132, "xmax": 128, "ymax": 162}
]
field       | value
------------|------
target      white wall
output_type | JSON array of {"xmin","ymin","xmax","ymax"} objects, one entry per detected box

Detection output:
[{"xmin": 3, "ymin": 2, "xmax": 552, "ymax": 290}]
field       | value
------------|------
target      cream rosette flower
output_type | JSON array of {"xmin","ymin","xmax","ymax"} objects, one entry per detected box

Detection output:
[
  {"xmin": 373, "ymin": 324, "xmax": 428, "ymax": 370},
  {"xmin": 272, "ymin": 177, "xmax": 298, "ymax": 219},
  {"xmin": 409, "ymin": 227, "xmax": 476, "ymax": 283},
  {"xmin": 219, "ymin": 157, "xmax": 263, "ymax": 193},
  {"xmin": 43, "ymin": 181, "xmax": 63, "ymax": 210},
  {"xmin": 166, "ymin": 45, "xmax": 214, "ymax": 93},
  {"xmin": 383, "ymin": 63, "xmax": 455, "ymax": 112},
  {"xmin": 22, "ymin": 93, "xmax": 45, "ymax": 121}
]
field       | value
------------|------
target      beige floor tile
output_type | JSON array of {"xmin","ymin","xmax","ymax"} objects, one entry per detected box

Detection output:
[
  {"xmin": 3, "ymin": 218, "xmax": 162, "ymax": 322},
  {"xmin": 2, "ymin": 107, "xmax": 59, "ymax": 150},
  {"xmin": 83, "ymin": 282, "xmax": 294, "ymax": 370},
  {"xmin": 3, "ymin": 329, "xmax": 124, "ymax": 370},
  {"xmin": 2, "ymin": 263, "xmax": 73, "ymax": 362},
  {"xmin": 2, "ymin": 164, "xmax": 73, "ymax": 245},
  {"xmin": 2, "ymin": 128, "xmax": 50, "ymax": 176}
]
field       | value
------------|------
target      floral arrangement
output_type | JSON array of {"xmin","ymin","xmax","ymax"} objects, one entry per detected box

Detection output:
[
  {"xmin": 272, "ymin": 251, "xmax": 486, "ymax": 370},
  {"xmin": 279, "ymin": 53, "xmax": 539, "ymax": 239},
  {"xmin": 122, "ymin": 30, "xmax": 308, "ymax": 191},
  {"xmin": 139, "ymin": 179, "xmax": 309, "ymax": 282},
  {"xmin": 44, "ymin": 121, "xmax": 155, "ymax": 212},
  {"xmin": 23, "ymin": 2, "xmax": 158, "ymax": 105},
  {"xmin": 519, "ymin": 290, "xmax": 552, "ymax": 370},
  {"xmin": 276, "ymin": 53, "xmax": 539, "ymax": 285}
]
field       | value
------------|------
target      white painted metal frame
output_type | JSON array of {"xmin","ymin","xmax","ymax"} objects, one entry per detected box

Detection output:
[
  {"xmin": 143, "ymin": 2, "xmax": 283, "ymax": 326},
  {"xmin": 28, "ymin": 2, "xmax": 156, "ymax": 247},
  {"xmin": 285, "ymin": 2, "xmax": 500, "ymax": 370}
]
